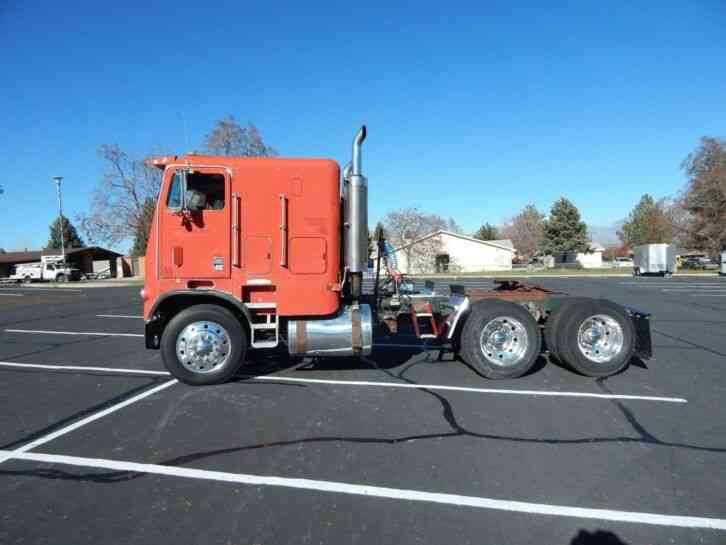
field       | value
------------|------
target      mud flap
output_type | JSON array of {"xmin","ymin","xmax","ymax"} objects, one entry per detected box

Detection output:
[
  {"xmin": 145, "ymin": 319, "xmax": 161, "ymax": 349},
  {"xmin": 625, "ymin": 307, "xmax": 652, "ymax": 360}
]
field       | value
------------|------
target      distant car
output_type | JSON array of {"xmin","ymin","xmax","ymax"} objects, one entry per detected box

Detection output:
[
  {"xmin": 614, "ymin": 257, "xmax": 633, "ymax": 268},
  {"xmin": 681, "ymin": 257, "xmax": 701, "ymax": 269},
  {"xmin": 682, "ymin": 257, "xmax": 717, "ymax": 270},
  {"xmin": 83, "ymin": 268, "xmax": 113, "ymax": 280},
  {"xmin": 702, "ymin": 259, "xmax": 719, "ymax": 271}
]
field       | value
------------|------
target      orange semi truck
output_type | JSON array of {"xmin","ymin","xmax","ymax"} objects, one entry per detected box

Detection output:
[{"xmin": 142, "ymin": 126, "xmax": 652, "ymax": 385}]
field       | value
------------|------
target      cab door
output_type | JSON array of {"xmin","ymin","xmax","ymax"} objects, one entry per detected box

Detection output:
[{"xmin": 159, "ymin": 167, "xmax": 231, "ymax": 279}]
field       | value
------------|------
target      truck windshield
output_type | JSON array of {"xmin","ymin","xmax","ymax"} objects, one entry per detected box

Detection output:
[{"xmin": 167, "ymin": 173, "xmax": 182, "ymax": 208}]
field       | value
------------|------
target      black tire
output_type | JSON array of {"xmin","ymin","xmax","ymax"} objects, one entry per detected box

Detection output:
[
  {"xmin": 23, "ymin": 275, "xmax": 32, "ymax": 284},
  {"xmin": 459, "ymin": 300, "xmax": 541, "ymax": 379},
  {"xmin": 543, "ymin": 297, "xmax": 590, "ymax": 362},
  {"xmin": 161, "ymin": 304, "xmax": 247, "ymax": 385},
  {"xmin": 55, "ymin": 274, "xmax": 66, "ymax": 283},
  {"xmin": 555, "ymin": 299, "xmax": 635, "ymax": 377}
]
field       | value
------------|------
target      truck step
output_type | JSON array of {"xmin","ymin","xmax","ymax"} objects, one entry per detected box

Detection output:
[
  {"xmin": 251, "ymin": 340, "xmax": 279, "ymax": 349},
  {"xmin": 248, "ymin": 305, "xmax": 279, "ymax": 349},
  {"xmin": 411, "ymin": 302, "xmax": 439, "ymax": 340},
  {"xmin": 246, "ymin": 302, "xmax": 277, "ymax": 309},
  {"xmin": 251, "ymin": 323, "xmax": 277, "ymax": 330}
]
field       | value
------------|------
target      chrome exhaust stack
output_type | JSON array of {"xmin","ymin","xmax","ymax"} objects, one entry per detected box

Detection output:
[
  {"xmin": 343, "ymin": 126, "xmax": 368, "ymax": 297},
  {"xmin": 343, "ymin": 127, "xmax": 368, "ymax": 273}
]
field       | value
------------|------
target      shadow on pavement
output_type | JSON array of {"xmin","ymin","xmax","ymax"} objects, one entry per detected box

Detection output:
[{"xmin": 571, "ymin": 529, "xmax": 629, "ymax": 544}]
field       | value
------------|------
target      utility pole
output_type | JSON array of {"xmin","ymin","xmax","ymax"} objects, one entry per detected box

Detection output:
[{"xmin": 53, "ymin": 176, "xmax": 65, "ymax": 263}]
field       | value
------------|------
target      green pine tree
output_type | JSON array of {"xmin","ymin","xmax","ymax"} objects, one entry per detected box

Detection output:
[
  {"xmin": 542, "ymin": 198, "xmax": 589, "ymax": 255},
  {"xmin": 617, "ymin": 194, "xmax": 674, "ymax": 248},
  {"xmin": 473, "ymin": 223, "xmax": 499, "ymax": 241},
  {"xmin": 47, "ymin": 216, "xmax": 85, "ymax": 250}
]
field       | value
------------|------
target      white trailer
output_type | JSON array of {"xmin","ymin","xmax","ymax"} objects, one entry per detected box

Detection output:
[
  {"xmin": 633, "ymin": 244, "xmax": 677, "ymax": 277},
  {"xmin": 9, "ymin": 256, "xmax": 79, "ymax": 283}
]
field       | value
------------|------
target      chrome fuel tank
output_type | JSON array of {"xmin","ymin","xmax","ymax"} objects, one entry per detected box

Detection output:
[{"xmin": 287, "ymin": 304, "xmax": 372, "ymax": 357}]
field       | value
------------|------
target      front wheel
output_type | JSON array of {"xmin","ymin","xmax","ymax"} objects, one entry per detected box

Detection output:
[
  {"xmin": 161, "ymin": 304, "xmax": 247, "ymax": 385},
  {"xmin": 459, "ymin": 300, "xmax": 541, "ymax": 379},
  {"xmin": 55, "ymin": 274, "xmax": 66, "ymax": 283}
]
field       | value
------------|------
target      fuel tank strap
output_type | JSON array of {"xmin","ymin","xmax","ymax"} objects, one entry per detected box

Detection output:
[
  {"xmin": 351, "ymin": 306, "xmax": 362, "ymax": 351},
  {"xmin": 296, "ymin": 320, "xmax": 307, "ymax": 354}
]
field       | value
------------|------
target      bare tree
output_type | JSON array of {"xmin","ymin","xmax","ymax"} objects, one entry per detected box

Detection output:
[
  {"xmin": 679, "ymin": 137, "xmax": 726, "ymax": 256},
  {"xmin": 383, "ymin": 207, "xmax": 447, "ymax": 273},
  {"xmin": 77, "ymin": 145, "xmax": 162, "ymax": 247},
  {"xmin": 446, "ymin": 217, "xmax": 464, "ymax": 234},
  {"xmin": 662, "ymin": 196, "xmax": 694, "ymax": 248},
  {"xmin": 500, "ymin": 204, "xmax": 545, "ymax": 261},
  {"xmin": 204, "ymin": 115, "xmax": 277, "ymax": 157}
]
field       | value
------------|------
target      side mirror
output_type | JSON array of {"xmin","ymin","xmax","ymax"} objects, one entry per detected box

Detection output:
[{"xmin": 179, "ymin": 169, "xmax": 204, "ymax": 212}]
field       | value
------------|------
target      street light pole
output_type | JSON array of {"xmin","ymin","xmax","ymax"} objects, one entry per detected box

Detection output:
[{"xmin": 53, "ymin": 176, "xmax": 65, "ymax": 263}]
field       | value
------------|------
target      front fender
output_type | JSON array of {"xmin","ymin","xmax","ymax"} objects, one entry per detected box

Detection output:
[{"xmin": 145, "ymin": 289, "xmax": 253, "ymax": 349}]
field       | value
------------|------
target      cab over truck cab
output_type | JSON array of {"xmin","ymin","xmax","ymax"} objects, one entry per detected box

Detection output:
[{"xmin": 143, "ymin": 127, "xmax": 652, "ymax": 385}]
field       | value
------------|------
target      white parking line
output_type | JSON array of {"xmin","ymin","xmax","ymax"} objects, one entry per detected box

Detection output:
[
  {"xmin": 0, "ymin": 287, "xmax": 83, "ymax": 292},
  {"xmin": 662, "ymin": 289, "xmax": 726, "ymax": 292},
  {"xmin": 620, "ymin": 283, "xmax": 725, "ymax": 286},
  {"xmin": 244, "ymin": 375, "xmax": 688, "ymax": 403},
  {"xmin": 691, "ymin": 294, "xmax": 726, "ymax": 297},
  {"xmin": 4, "ymin": 329, "xmax": 143, "ymax": 337},
  {"xmin": 0, "ymin": 361, "xmax": 687, "ymax": 403},
  {"xmin": 2, "ymin": 450, "xmax": 724, "ymax": 530},
  {"xmin": 96, "ymin": 314, "xmax": 143, "ymax": 319},
  {"xmin": 0, "ymin": 379, "xmax": 177, "ymax": 464},
  {"xmin": 0, "ymin": 293, "xmax": 24, "ymax": 297},
  {"xmin": 0, "ymin": 361, "xmax": 168, "ymax": 376}
]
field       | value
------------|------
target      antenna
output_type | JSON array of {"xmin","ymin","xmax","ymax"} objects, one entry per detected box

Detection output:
[{"xmin": 182, "ymin": 111, "xmax": 190, "ymax": 152}]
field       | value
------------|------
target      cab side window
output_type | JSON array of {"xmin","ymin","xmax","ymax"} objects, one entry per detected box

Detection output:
[
  {"xmin": 165, "ymin": 172, "xmax": 225, "ymax": 210},
  {"xmin": 187, "ymin": 173, "xmax": 225, "ymax": 210}
]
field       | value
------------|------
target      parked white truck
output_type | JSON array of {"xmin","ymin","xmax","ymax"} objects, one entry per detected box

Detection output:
[{"xmin": 10, "ymin": 256, "xmax": 80, "ymax": 283}]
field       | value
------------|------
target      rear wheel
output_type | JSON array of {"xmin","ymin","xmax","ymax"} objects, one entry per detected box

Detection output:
[
  {"xmin": 555, "ymin": 299, "xmax": 635, "ymax": 377},
  {"xmin": 161, "ymin": 304, "xmax": 247, "ymax": 385},
  {"xmin": 460, "ymin": 300, "xmax": 541, "ymax": 379},
  {"xmin": 543, "ymin": 297, "xmax": 589, "ymax": 362},
  {"xmin": 23, "ymin": 275, "xmax": 32, "ymax": 284}
]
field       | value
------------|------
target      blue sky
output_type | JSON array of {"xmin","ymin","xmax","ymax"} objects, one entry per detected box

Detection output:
[{"xmin": 1, "ymin": 1, "xmax": 725, "ymax": 252}]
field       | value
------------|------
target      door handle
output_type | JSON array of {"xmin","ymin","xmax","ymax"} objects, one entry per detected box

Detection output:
[
  {"xmin": 279, "ymin": 194, "xmax": 288, "ymax": 267},
  {"xmin": 232, "ymin": 193, "xmax": 240, "ymax": 267}
]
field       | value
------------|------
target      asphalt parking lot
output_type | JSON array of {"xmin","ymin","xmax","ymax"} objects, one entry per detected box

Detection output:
[{"xmin": 1, "ymin": 276, "xmax": 725, "ymax": 544}]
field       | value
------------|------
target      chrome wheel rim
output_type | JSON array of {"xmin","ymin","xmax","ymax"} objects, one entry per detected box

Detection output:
[
  {"xmin": 577, "ymin": 314, "xmax": 624, "ymax": 363},
  {"xmin": 479, "ymin": 316, "xmax": 529, "ymax": 366},
  {"xmin": 176, "ymin": 321, "xmax": 231, "ymax": 374}
]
